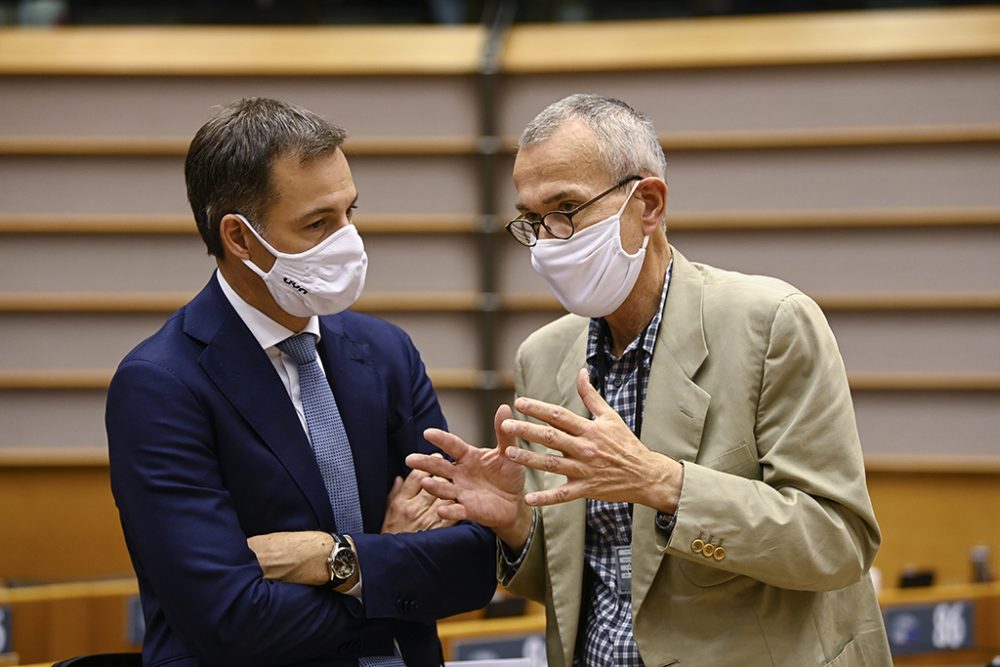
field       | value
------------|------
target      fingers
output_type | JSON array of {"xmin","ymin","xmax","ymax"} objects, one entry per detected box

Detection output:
[
  {"xmin": 405, "ymin": 451, "xmax": 456, "ymax": 479},
  {"xmin": 504, "ymin": 444, "xmax": 577, "ymax": 477},
  {"xmin": 423, "ymin": 427, "xmax": 473, "ymax": 461},
  {"xmin": 397, "ymin": 468, "xmax": 429, "ymax": 499},
  {"xmin": 576, "ymin": 367, "xmax": 611, "ymax": 417},
  {"xmin": 435, "ymin": 502, "xmax": 469, "ymax": 522},
  {"xmin": 524, "ymin": 482, "xmax": 581, "ymax": 507},
  {"xmin": 420, "ymin": 474, "xmax": 460, "ymax": 502},
  {"xmin": 511, "ymin": 394, "xmax": 589, "ymax": 437},
  {"xmin": 386, "ymin": 475, "xmax": 404, "ymax": 500},
  {"xmin": 425, "ymin": 496, "xmax": 458, "ymax": 528},
  {"xmin": 501, "ymin": 419, "xmax": 577, "ymax": 457},
  {"xmin": 494, "ymin": 403, "xmax": 516, "ymax": 455}
]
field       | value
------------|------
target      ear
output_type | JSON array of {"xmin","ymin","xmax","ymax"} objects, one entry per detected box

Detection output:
[
  {"xmin": 636, "ymin": 177, "xmax": 667, "ymax": 236},
  {"xmin": 218, "ymin": 213, "xmax": 252, "ymax": 260}
]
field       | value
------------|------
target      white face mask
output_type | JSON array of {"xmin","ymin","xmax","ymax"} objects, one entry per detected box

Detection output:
[
  {"xmin": 236, "ymin": 214, "xmax": 367, "ymax": 318},
  {"xmin": 530, "ymin": 181, "xmax": 647, "ymax": 318}
]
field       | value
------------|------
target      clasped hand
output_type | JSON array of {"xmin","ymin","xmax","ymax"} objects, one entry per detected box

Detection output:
[{"xmin": 247, "ymin": 461, "xmax": 455, "ymax": 586}]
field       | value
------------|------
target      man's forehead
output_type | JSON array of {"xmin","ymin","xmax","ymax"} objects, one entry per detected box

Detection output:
[{"xmin": 513, "ymin": 159, "xmax": 607, "ymax": 207}]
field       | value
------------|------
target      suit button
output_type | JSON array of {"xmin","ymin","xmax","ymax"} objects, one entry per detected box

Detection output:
[
  {"xmin": 701, "ymin": 543, "xmax": 716, "ymax": 558},
  {"xmin": 691, "ymin": 539, "xmax": 704, "ymax": 553},
  {"xmin": 713, "ymin": 546, "xmax": 727, "ymax": 561}
]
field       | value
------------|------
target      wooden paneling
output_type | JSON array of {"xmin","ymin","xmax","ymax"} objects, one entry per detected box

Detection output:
[
  {"xmin": 0, "ymin": 76, "xmax": 483, "ymax": 139},
  {"xmin": 867, "ymin": 468, "xmax": 1000, "ymax": 588},
  {"xmin": 0, "ymin": 213, "xmax": 481, "ymax": 234},
  {"xmin": 0, "ymin": 207, "xmax": 997, "ymax": 235},
  {"xmin": 498, "ymin": 60, "xmax": 1000, "ymax": 137},
  {"xmin": 3, "ymin": 124, "xmax": 998, "ymax": 156},
  {"xmin": 0, "ymin": 25, "xmax": 486, "ymax": 76},
  {"xmin": 502, "ymin": 8, "xmax": 1000, "ymax": 72},
  {"xmin": 0, "ymin": 463, "xmax": 131, "ymax": 580}
]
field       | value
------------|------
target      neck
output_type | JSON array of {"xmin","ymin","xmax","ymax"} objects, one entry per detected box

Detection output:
[
  {"xmin": 217, "ymin": 260, "xmax": 310, "ymax": 333},
  {"xmin": 603, "ymin": 240, "xmax": 671, "ymax": 357}
]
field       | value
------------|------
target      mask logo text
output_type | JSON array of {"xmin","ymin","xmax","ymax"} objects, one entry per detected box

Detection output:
[{"xmin": 283, "ymin": 277, "xmax": 309, "ymax": 294}]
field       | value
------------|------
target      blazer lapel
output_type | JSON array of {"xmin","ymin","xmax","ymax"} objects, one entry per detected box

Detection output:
[
  {"xmin": 185, "ymin": 277, "xmax": 336, "ymax": 530},
  {"xmin": 317, "ymin": 316, "xmax": 387, "ymax": 534},
  {"xmin": 641, "ymin": 249, "xmax": 710, "ymax": 464},
  {"xmin": 632, "ymin": 248, "xmax": 711, "ymax": 618}
]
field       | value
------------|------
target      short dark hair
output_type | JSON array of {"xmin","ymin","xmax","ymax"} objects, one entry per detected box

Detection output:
[{"xmin": 185, "ymin": 97, "xmax": 348, "ymax": 257}]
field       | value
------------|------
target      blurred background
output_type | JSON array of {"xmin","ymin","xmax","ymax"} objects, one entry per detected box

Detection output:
[
  {"xmin": 0, "ymin": 0, "xmax": 998, "ymax": 664},
  {"xmin": 1, "ymin": 0, "xmax": 999, "ymax": 25}
]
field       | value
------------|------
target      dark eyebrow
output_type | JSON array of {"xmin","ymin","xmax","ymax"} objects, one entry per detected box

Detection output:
[{"xmin": 296, "ymin": 194, "xmax": 358, "ymax": 222}]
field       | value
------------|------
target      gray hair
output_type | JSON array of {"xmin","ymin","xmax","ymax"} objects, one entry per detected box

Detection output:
[
  {"xmin": 185, "ymin": 97, "xmax": 348, "ymax": 258},
  {"xmin": 518, "ymin": 94, "xmax": 667, "ymax": 181}
]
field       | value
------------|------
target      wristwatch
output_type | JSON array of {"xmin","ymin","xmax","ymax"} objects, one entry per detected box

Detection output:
[{"xmin": 327, "ymin": 533, "xmax": 358, "ymax": 587}]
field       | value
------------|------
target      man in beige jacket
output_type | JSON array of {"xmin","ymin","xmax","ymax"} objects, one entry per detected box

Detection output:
[{"xmin": 408, "ymin": 94, "xmax": 892, "ymax": 666}]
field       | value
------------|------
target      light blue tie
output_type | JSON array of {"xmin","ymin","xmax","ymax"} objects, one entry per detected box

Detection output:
[{"xmin": 278, "ymin": 333, "xmax": 405, "ymax": 667}]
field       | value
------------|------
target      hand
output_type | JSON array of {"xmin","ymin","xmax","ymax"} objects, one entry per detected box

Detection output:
[
  {"xmin": 246, "ymin": 530, "xmax": 332, "ymax": 586},
  {"xmin": 406, "ymin": 405, "xmax": 532, "ymax": 551},
  {"xmin": 500, "ymin": 369, "xmax": 683, "ymax": 511},
  {"xmin": 381, "ymin": 460, "xmax": 457, "ymax": 534}
]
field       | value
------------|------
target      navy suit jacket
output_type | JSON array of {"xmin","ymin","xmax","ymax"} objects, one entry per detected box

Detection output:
[{"xmin": 106, "ymin": 276, "xmax": 496, "ymax": 667}]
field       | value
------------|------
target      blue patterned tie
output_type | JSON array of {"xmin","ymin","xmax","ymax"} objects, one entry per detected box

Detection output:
[
  {"xmin": 278, "ymin": 333, "xmax": 405, "ymax": 667},
  {"xmin": 278, "ymin": 333, "xmax": 364, "ymax": 533}
]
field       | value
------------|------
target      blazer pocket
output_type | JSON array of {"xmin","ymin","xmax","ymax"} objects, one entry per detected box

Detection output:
[
  {"xmin": 703, "ymin": 442, "xmax": 761, "ymax": 480},
  {"xmin": 676, "ymin": 557, "xmax": 741, "ymax": 588},
  {"xmin": 823, "ymin": 635, "xmax": 864, "ymax": 666}
]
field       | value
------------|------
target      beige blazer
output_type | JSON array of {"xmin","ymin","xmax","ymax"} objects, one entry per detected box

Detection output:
[{"xmin": 501, "ymin": 248, "xmax": 892, "ymax": 667}]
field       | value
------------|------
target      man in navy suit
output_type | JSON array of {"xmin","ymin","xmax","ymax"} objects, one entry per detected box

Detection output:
[{"xmin": 106, "ymin": 97, "xmax": 496, "ymax": 666}]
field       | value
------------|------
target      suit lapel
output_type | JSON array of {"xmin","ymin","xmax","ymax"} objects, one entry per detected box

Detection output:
[
  {"xmin": 185, "ymin": 277, "xmax": 336, "ymax": 530},
  {"xmin": 317, "ymin": 316, "xmax": 387, "ymax": 534},
  {"xmin": 632, "ymin": 249, "xmax": 711, "ymax": 618}
]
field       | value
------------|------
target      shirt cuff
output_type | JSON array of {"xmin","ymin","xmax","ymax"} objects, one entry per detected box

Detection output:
[
  {"xmin": 499, "ymin": 507, "xmax": 537, "ymax": 572},
  {"xmin": 340, "ymin": 577, "xmax": 363, "ymax": 600},
  {"xmin": 654, "ymin": 509, "xmax": 677, "ymax": 537},
  {"xmin": 654, "ymin": 460, "xmax": 682, "ymax": 538}
]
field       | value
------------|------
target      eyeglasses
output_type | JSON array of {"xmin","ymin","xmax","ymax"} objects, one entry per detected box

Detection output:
[{"xmin": 505, "ymin": 175, "xmax": 642, "ymax": 247}]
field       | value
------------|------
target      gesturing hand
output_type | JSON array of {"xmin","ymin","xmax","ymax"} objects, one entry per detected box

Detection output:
[
  {"xmin": 381, "ymin": 460, "xmax": 456, "ymax": 534},
  {"xmin": 500, "ymin": 368, "xmax": 682, "ymax": 512},
  {"xmin": 405, "ymin": 404, "xmax": 533, "ymax": 550}
]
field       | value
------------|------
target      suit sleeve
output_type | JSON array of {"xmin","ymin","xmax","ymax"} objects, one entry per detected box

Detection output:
[
  {"xmin": 350, "ymin": 324, "xmax": 497, "ymax": 621},
  {"xmin": 665, "ymin": 293, "xmax": 882, "ymax": 592},
  {"xmin": 107, "ymin": 359, "xmax": 392, "ymax": 666}
]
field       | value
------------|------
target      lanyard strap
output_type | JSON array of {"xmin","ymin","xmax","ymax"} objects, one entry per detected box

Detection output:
[{"xmin": 589, "ymin": 320, "xmax": 652, "ymax": 440}]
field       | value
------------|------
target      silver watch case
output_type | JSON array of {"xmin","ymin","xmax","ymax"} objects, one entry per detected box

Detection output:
[{"xmin": 327, "ymin": 533, "xmax": 358, "ymax": 584}]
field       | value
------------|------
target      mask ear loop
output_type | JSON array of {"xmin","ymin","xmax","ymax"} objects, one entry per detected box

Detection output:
[
  {"xmin": 620, "ymin": 180, "xmax": 651, "ymax": 252},
  {"xmin": 232, "ymin": 213, "xmax": 279, "ymax": 278}
]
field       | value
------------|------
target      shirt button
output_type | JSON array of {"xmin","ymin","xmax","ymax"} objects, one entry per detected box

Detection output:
[
  {"xmin": 701, "ymin": 543, "xmax": 716, "ymax": 558},
  {"xmin": 613, "ymin": 378, "xmax": 623, "ymax": 388},
  {"xmin": 713, "ymin": 546, "xmax": 727, "ymax": 561},
  {"xmin": 691, "ymin": 539, "xmax": 704, "ymax": 553}
]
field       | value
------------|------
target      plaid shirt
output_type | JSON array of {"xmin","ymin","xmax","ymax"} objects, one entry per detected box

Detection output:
[{"xmin": 576, "ymin": 263, "xmax": 671, "ymax": 667}]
